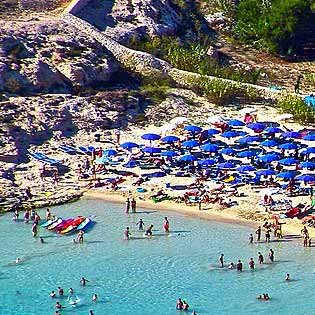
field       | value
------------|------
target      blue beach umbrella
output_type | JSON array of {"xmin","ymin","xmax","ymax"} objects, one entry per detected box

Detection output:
[
  {"xmin": 256, "ymin": 169, "xmax": 276, "ymax": 176},
  {"xmin": 237, "ymin": 150, "xmax": 260, "ymax": 158},
  {"xmin": 161, "ymin": 150, "xmax": 179, "ymax": 157},
  {"xmin": 198, "ymin": 158, "xmax": 216, "ymax": 167},
  {"xmin": 222, "ymin": 131, "xmax": 240, "ymax": 138},
  {"xmin": 103, "ymin": 149, "xmax": 117, "ymax": 157},
  {"xmin": 302, "ymin": 147, "xmax": 315, "ymax": 154},
  {"xmin": 264, "ymin": 127, "xmax": 283, "ymax": 134},
  {"xmin": 227, "ymin": 119, "xmax": 245, "ymax": 127},
  {"xmin": 207, "ymin": 129, "xmax": 220, "ymax": 136},
  {"xmin": 278, "ymin": 158, "xmax": 299, "ymax": 165},
  {"xmin": 201, "ymin": 143, "xmax": 219, "ymax": 153},
  {"xmin": 218, "ymin": 162, "xmax": 236, "ymax": 169},
  {"xmin": 237, "ymin": 165, "xmax": 256, "ymax": 172},
  {"xmin": 123, "ymin": 160, "xmax": 139, "ymax": 168},
  {"xmin": 239, "ymin": 136, "xmax": 261, "ymax": 144},
  {"xmin": 184, "ymin": 125, "xmax": 202, "ymax": 134},
  {"xmin": 282, "ymin": 131, "xmax": 301, "ymax": 139},
  {"xmin": 179, "ymin": 154, "xmax": 197, "ymax": 162},
  {"xmin": 276, "ymin": 171, "xmax": 298, "ymax": 179},
  {"xmin": 219, "ymin": 148, "xmax": 236, "ymax": 155},
  {"xmin": 247, "ymin": 122, "xmax": 265, "ymax": 131},
  {"xmin": 150, "ymin": 171, "xmax": 166, "ymax": 178},
  {"xmin": 296, "ymin": 174, "xmax": 315, "ymax": 182},
  {"xmin": 303, "ymin": 134, "xmax": 315, "ymax": 141},
  {"xmin": 279, "ymin": 143, "xmax": 298, "ymax": 150},
  {"xmin": 161, "ymin": 135, "xmax": 180, "ymax": 143},
  {"xmin": 182, "ymin": 139, "xmax": 199, "ymax": 148},
  {"xmin": 121, "ymin": 142, "xmax": 139, "ymax": 150},
  {"xmin": 259, "ymin": 153, "xmax": 281, "ymax": 163},
  {"xmin": 141, "ymin": 133, "xmax": 161, "ymax": 141},
  {"xmin": 142, "ymin": 147, "xmax": 161, "ymax": 154},
  {"xmin": 260, "ymin": 140, "xmax": 278, "ymax": 147},
  {"xmin": 300, "ymin": 161, "xmax": 315, "ymax": 169}
]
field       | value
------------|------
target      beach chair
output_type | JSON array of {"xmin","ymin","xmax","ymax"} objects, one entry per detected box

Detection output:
[{"xmin": 58, "ymin": 145, "xmax": 77, "ymax": 155}]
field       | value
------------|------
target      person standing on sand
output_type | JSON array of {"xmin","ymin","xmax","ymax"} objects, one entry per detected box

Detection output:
[
  {"xmin": 265, "ymin": 229, "xmax": 271, "ymax": 243},
  {"xmin": 131, "ymin": 198, "xmax": 136, "ymax": 213},
  {"xmin": 256, "ymin": 226, "xmax": 261, "ymax": 242},
  {"xmin": 294, "ymin": 75, "xmax": 302, "ymax": 94},
  {"xmin": 219, "ymin": 254, "xmax": 224, "ymax": 268},
  {"xmin": 125, "ymin": 198, "xmax": 130, "ymax": 214}
]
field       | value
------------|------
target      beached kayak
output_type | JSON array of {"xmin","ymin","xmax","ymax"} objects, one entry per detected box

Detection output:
[
  {"xmin": 59, "ymin": 217, "xmax": 85, "ymax": 234},
  {"xmin": 47, "ymin": 218, "xmax": 63, "ymax": 230},
  {"xmin": 41, "ymin": 217, "xmax": 59, "ymax": 228},
  {"xmin": 76, "ymin": 217, "xmax": 93, "ymax": 231}
]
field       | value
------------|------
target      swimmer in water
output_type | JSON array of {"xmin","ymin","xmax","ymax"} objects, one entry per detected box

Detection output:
[
  {"xmin": 15, "ymin": 258, "xmax": 21, "ymax": 264},
  {"xmin": 89, "ymin": 311, "xmax": 94, "ymax": 315},
  {"xmin": 228, "ymin": 262, "xmax": 235, "ymax": 269},
  {"xmin": 80, "ymin": 277, "xmax": 89, "ymax": 286},
  {"xmin": 68, "ymin": 288, "xmax": 74, "ymax": 295},
  {"xmin": 176, "ymin": 298, "xmax": 183, "ymax": 310},
  {"xmin": 285, "ymin": 273, "xmax": 290, "ymax": 281},
  {"xmin": 145, "ymin": 224, "xmax": 154, "ymax": 236},
  {"xmin": 136, "ymin": 218, "xmax": 145, "ymax": 231},
  {"xmin": 40, "ymin": 237, "xmax": 44, "ymax": 244},
  {"xmin": 163, "ymin": 217, "xmax": 170, "ymax": 233},
  {"xmin": 191, "ymin": 310, "xmax": 197, "ymax": 315},
  {"xmin": 58, "ymin": 287, "xmax": 64, "ymax": 296},
  {"xmin": 50, "ymin": 291, "xmax": 56, "ymax": 298},
  {"xmin": 124, "ymin": 227, "xmax": 130, "ymax": 240},
  {"xmin": 31, "ymin": 222, "xmax": 38, "ymax": 237},
  {"xmin": 92, "ymin": 293, "xmax": 98, "ymax": 302}
]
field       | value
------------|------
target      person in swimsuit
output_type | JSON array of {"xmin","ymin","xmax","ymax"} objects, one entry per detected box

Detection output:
[
  {"xmin": 249, "ymin": 258, "xmax": 255, "ymax": 270},
  {"xmin": 124, "ymin": 227, "xmax": 130, "ymax": 240},
  {"xmin": 183, "ymin": 300, "xmax": 189, "ymax": 311},
  {"xmin": 268, "ymin": 249, "xmax": 274, "ymax": 262},
  {"xmin": 125, "ymin": 198, "xmax": 130, "ymax": 214},
  {"xmin": 131, "ymin": 198, "xmax": 137, "ymax": 213},
  {"xmin": 40, "ymin": 237, "xmax": 44, "ymax": 244},
  {"xmin": 145, "ymin": 224, "xmax": 154, "ymax": 236},
  {"xmin": 77, "ymin": 230, "xmax": 84, "ymax": 243},
  {"xmin": 136, "ymin": 219, "xmax": 145, "ymax": 230},
  {"xmin": 80, "ymin": 277, "xmax": 89, "ymax": 286},
  {"xmin": 236, "ymin": 260, "xmax": 243, "ymax": 271},
  {"xmin": 55, "ymin": 301, "xmax": 65, "ymax": 309},
  {"xmin": 24, "ymin": 210, "xmax": 30, "ymax": 223},
  {"xmin": 285, "ymin": 273, "xmax": 290, "ymax": 281},
  {"xmin": 58, "ymin": 287, "xmax": 64, "ymax": 296},
  {"xmin": 258, "ymin": 252, "xmax": 264, "ymax": 264},
  {"xmin": 163, "ymin": 217, "xmax": 170, "ymax": 233},
  {"xmin": 32, "ymin": 223, "xmax": 38, "ymax": 237},
  {"xmin": 256, "ymin": 226, "xmax": 261, "ymax": 242},
  {"xmin": 228, "ymin": 262, "xmax": 235, "ymax": 269},
  {"xmin": 46, "ymin": 208, "xmax": 52, "ymax": 221},
  {"xmin": 92, "ymin": 294, "xmax": 98, "ymax": 302},
  {"xmin": 249, "ymin": 233, "xmax": 253, "ymax": 244},
  {"xmin": 176, "ymin": 298, "xmax": 183, "ymax": 310},
  {"xmin": 89, "ymin": 311, "xmax": 94, "ymax": 315},
  {"xmin": 219, "ymin": 254, "xmax": 224, "ymax": 268},
  {"xmin": 50, "ymin": 291, "xmax": 56, "ymax": 298}
]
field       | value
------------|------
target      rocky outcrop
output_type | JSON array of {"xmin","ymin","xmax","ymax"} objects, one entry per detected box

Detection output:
[
  {"xmin": 0, "ymin": 19, "xmax": 119, "ymax": 95},
  {"xmin": 75, "ymin": 0, "xmax": 181, "ymax": 44}
]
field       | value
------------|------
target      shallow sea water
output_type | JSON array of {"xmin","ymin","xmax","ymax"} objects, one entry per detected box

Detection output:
[{"xmin": 0, "ymin": 198, "xmax": 314, "ymax": 315}]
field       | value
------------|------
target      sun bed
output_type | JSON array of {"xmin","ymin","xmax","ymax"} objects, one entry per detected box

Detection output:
[
  {"xmin": 58, "ymin": 145, "xmax": 78, "ymax": 155},
  {"xmin": 29, "ymin": 152, "xmax": 62, "ymax": 165}
]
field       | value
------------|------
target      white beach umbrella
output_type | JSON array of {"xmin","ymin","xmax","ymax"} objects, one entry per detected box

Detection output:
[
  {"xmin": 275, "ymin": 113, "xmax": 293, "ymax": 121},
  {"xmin": 207, "ymin": 115, "xmax": 225, "ymax": 124},
  {"xmin": 239, "ymin": 107, "xmax": 257, "ymax": 115},
  {"xmin": 170, "ymin": 117, "xmax": 187, "ymax": 125}
]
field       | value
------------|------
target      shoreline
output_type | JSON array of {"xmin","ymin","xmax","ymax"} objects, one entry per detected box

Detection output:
[{"xmin": 83, "ymin": 190, "xmax": 309, "ymax": 238}]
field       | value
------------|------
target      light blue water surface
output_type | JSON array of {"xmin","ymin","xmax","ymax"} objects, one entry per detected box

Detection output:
[{"xmin": 0, "ymin": 198, "xmax": 314, "ymax": 315}]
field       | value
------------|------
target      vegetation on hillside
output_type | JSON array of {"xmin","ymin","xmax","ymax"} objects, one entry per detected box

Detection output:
[{"xmin": 234, "ymin": 0, "xmax": 314, "ymax": 55}]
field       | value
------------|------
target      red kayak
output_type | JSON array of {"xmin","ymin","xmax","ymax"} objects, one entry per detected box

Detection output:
[
  {"xmin": 54, "ymin": 218, "xmax": 75, "ymax": 232},
  {"xmin": 59, "ymin": 217, "xmax": 85, "ymax": 234},
  {"xmin": 56, "ymin": 216, "xmax": 84, "ymax": 233}
]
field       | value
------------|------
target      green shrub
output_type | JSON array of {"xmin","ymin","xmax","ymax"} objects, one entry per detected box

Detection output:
[
  {"xmin": 234, "ymin": 0, "xmax": 313, "ymax": 55},
  {"xmin": 278, "ymin": 95, "xmax": 315, "ymax": 122}
]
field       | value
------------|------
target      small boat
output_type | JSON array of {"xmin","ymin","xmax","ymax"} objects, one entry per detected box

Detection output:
[
  {"xmin": 47, "ymin": 218, "xmax": 63, "ymax": 230},
  {"xmin": 41, "ymin": 217, "xmax": 59, "ymax": 228},
  {"xmin": 76, "ymin": 217, "xmax": 93, "ymax": 231},
  {"xmin": 60, "ymin": 217, "xmax": 85, "ymax": 234},
  {"xmin": 55, "ymin": 218, "xmax": 75, "ymax": 233}
]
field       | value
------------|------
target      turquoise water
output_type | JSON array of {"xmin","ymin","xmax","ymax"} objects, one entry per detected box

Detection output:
[{"xmin": 0, "ymin": 198, "xmax": 314, "ymax": 315}]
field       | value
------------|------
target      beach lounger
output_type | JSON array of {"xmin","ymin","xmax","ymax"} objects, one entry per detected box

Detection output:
[
  {"xmin": 77, "ymin": 146, "xmax": 91, "ymax": 155},
  {"xmin": 58, "ymin": 145, "xmax": 78, "ymax": 155},
  {"xmin": 29, "ymin": 152, "xmax": 61, "ymax": 165}
]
